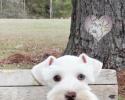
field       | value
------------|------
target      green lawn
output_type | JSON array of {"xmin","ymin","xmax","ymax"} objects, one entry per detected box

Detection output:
[
  {"xmin": 118, "ymin": 96, "xmax": 125, "ymax": 100},
  {"xmin": 0, "ymin": 19, "xmax": 70, "ymax": 59}
]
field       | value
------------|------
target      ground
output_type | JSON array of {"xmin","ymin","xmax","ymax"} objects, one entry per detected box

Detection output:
[
  {"xmin": 0, "ymin": 19, "xmax": 70, "ymax": 68},
  {"xmin": 0, "ymin": 19, "xmax": 124, "ymax": 99},
  {"xmin": 117, "ymin": 69, "xmax": 125, "ymax": 99}
]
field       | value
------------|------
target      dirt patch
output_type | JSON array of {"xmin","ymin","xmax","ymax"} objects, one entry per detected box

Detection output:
[
  {"xmin": 0, "ymin": 53, "xmax": 34, "ymax": 64},
  {"xmin": 117, "ymin": 69, "xmax": 125, "ymax": 98},
  {"xmin": 0, "ymin": 49, "xmax": 62, "ymax": 65}
]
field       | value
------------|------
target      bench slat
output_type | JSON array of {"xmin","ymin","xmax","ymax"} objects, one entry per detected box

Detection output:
[
  {"xmin": 0, "ymin": 69, "xmax": 117, "ymax": 86},
  {"xmin": 0, "ymin": 85, "xmax": 118, "ymax": 100}
]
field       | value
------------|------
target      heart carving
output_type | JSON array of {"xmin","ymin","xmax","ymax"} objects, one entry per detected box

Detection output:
[{"xmin": 84, "ymin": 15, "xmax": 112, "ymax": 41}]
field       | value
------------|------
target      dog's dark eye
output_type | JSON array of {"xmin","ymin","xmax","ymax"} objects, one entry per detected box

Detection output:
[
  {"xmin": 53, "ymin": 75, "xmax": 61, "ymax": 82},
  {"xmin": 77, "ymin": 74, "xmax": 85, "ymax": 80}
]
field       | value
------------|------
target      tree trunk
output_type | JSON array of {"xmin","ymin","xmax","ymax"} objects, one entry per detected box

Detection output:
[
  {"xmin": 64, "ymin": 0, "xmax": 125, "ymax": 69},
  {"xmin": 0, "ymin": 0, "xmax": 2, "ymax": 13},
  {"xmin": 50, "ymin": 0, "xmax": 53, "ymax": 18},
  {"xmin": 23, "ymin": 0, "xmax": 26, "ymax": 13}
]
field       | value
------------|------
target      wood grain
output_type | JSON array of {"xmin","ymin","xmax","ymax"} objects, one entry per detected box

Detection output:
[
  {"xmin": 0, "ymin": 69, "xmax": 118, "ymax": 100},
  {"xmin": 0, "ymin": 85, "xmax": 118, "ymax": 100},
  {"xmin": 0, "ymin": 69, "xmax": 117, "ymax": 86}
]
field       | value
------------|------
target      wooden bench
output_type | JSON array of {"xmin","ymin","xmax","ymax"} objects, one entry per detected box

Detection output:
[{"xmin": 0, "ymin": 69, "xmax": 118, "ymax": 100}]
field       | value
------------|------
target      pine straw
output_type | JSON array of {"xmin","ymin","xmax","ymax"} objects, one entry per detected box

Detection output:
[
  {"xmin": 117, "ymin": 69, "xmax": 125, "ymax": 98},
  {"xmin": 0, "ymin": 49, "xmax": 62, "ymax": 65}
]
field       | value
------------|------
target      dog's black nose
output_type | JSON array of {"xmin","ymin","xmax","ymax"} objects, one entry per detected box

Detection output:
[{"xmin": 65, "ymin": 91, "xmax": 76, "ymax": 99}]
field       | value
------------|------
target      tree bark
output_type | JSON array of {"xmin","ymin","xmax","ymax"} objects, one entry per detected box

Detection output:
[
  {"xmin": 64, "ymin": 0, "xmax": 125, "ymax": 69},
  {"xmin": 0, "ymin": 0, "xmax": 2, "ymax": 13},
  {"xmin": 50, "ymin": 0, "xmax": 53, "ymax": 18}
]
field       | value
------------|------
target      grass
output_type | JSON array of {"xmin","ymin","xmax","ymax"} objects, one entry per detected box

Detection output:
[
  {"xmin": 118, "ymin": 96, "xmax": 125, "ymax": 100},
  {"xmin": 0, "ymin": 19, "xmax": 70, "ymax": 69},
  {"xmin": 0, "ymin": 19, "xmax": 70, "ymax": 60}
]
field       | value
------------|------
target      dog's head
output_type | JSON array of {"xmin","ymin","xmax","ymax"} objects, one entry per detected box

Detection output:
[{"xmin": 31, "ymin": 53, "xmax": 102, "ymax": 100}]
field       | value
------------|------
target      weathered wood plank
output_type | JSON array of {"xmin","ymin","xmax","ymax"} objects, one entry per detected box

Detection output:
[
  {"xmin": 0, "ymin": 69, "xmax": 117, "ymax": 86},
  {"xmin": 94, "ymin": 69, "xmax": 117, "ymax": 85},
  {"xmin": 91, "ymin": 85, "xmax": 118, "ymax": 100},
  {"xmin": 0, "ymin": 85, "xmax": 118, "ymax": 100}
]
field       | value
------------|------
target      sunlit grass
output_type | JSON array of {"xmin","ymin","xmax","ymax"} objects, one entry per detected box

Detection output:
[
  {"xmin": 118, "ymin": 96, "xmax": 125, "ymax": 100},
  {"xmin": 0, "ymin": 19, "xmax": 70, "ymax": 59}
]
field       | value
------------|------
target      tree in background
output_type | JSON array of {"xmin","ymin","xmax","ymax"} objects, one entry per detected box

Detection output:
[
  {"xmin": 0, "ymin": 0, "xmax": 26, "ymax": 18},
  {"xmin": 25, "ymin": 0, "xmax": 71, "ymax": 18},
  {"xmin": 64, "ymin": 0, "xmax": 125, "ymax": 69},
  {"xmin": 53, "ymin": 0, "xmax": 72, "ymax": 18},
  {"xmin": 0, "ymin": 0, "xmax": 72, "ymax": 18},
  {"xmin": 26, "ymin": 0, "xmax": 50, "ymax": 18}
]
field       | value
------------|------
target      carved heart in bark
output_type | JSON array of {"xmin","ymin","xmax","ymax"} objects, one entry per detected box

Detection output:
[{"xmin": 84, "ymin": 15, "xmax": 112, "ymax": 41}]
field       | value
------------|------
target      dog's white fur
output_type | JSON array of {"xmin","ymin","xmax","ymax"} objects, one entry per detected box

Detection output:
[{"xmin": 31, "ymin": 53, "xmax": 103, "ymax": 100}]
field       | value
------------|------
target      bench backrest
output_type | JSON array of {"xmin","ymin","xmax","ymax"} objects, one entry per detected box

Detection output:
[{"xmin": 0, "ymin": 69, "xmax": 118, "ymax": 100}]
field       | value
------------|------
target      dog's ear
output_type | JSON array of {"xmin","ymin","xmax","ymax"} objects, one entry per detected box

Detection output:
[
  {"xmin": 31, "ymin": 56, "xmax": 56, "ymax": 85},
  {"xmin": 79, "ymin": 53, "xmax": 103, "ymax": 79}
]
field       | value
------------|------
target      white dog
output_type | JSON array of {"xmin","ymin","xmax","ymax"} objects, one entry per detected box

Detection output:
[{"xmin": 31, "ymin": 53, "xmax": 103, "ymax": 100}]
